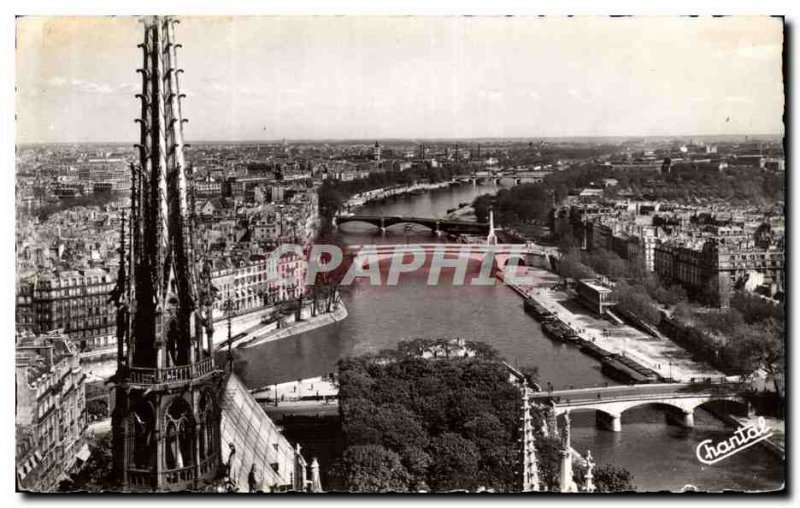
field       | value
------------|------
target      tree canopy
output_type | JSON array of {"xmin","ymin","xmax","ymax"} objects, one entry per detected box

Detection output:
[
  {"xmin": 593, "ymin": 464, "xmax": 636, "ymax": 492},
  {"xmin": 335, "ymin": 339, "xmax": 525, "ymax": 492},
  {"xmin": 338, "ymin": 445, "xmax": 410, "ymax": 493}
]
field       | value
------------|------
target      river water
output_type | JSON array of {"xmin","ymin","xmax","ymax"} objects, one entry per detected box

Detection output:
[{"xmin": 235, "ymin": 181, "xmax": 784, "ymax": 493}]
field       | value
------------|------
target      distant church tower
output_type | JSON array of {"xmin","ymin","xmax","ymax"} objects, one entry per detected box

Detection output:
[
  {"xmin": 111, "ymin": 16, "xmax": 222, "ymax": 491},
  {"xmin": 373, "ymin": 141, "xmax": 382, "ymax": 162}
]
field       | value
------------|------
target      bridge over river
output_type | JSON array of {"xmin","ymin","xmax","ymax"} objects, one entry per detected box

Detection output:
[
  {"xmin": 334, "ymin": 214, "xmax": 490, "ymax": 235},
  {"xmin": 344, "ymin": 243, "xmax": 560, "ymax": 274},
  {"xmin": 530, "ymin": 382, "xmax": 750, "ymax": 432},
  {"xmin": 453, "ymin": 170, "xmax": 553, "ymax": 186}
]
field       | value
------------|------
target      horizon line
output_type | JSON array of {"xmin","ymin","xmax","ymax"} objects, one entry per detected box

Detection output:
[{"xmin": 16, "ymin": 132, "xmax": 785, "ymax": 147}]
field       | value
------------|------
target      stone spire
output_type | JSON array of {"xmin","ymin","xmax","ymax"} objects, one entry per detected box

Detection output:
[
  {"xmin": 520, "ymin": 382, "xmax": 540, "ymax": 492},
  {"xmin": 112, "ymin": 16, "xmax": 220, "ymax": 492},
  {"xmin": 128, "ymin": 15, "xmax": 209, "ymax": 369}
]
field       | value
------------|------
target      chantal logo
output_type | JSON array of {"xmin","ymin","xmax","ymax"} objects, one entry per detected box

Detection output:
[{"xmin": 696, "ymin": 416, "xmax": 773, "ymax": 465}]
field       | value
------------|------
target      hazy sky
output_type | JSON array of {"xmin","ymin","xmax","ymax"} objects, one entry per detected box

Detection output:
[{"xmin": 16, "ymin": 16, "xmax": 784, "ymax": 143}]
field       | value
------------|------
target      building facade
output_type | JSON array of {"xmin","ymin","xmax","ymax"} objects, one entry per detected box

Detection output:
[
  {"xmin": 77, "ymin": 158, "xmax": 131, "ymax": 193},
  {"xmin": 654, "ymin": 238, "xmax": 784, "ymax": 308},
  {"xmin": 208, "ymin": 251, "xmax": 306, "ymax": 319},
  {"xmin": 16, "ymin": 331, "xmax": 88, "ymax": 492},
  {"xmin": 16, "ymin": 268, "xmax": 118, "ymax": 352},
  {"xmin": 575, "ymin": 279, "xmax": 617, "ymax": 315}
]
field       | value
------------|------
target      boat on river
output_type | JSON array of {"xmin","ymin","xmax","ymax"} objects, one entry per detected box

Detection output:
[
  {"xmin": 541, "ymin": 321, "xmax": 577, "ymax": 343},
  {"xmin": 524, "ymin": 298, "xmax": 554, "ymax": 321},
  {"xmin": 579, "ymin": 341, "xmax": 613, "ymax": 360},
  {"xmin": 601, "ymin": 354, "xmax": 660, "ymax": 384}
]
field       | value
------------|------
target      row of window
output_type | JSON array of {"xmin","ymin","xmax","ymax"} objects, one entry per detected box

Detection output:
[
  {"xmin": 32, "ymin": 284, "xmax": 115, "ymax": 299},
  {"xmin": 33, "ymin": 277, "xmax": 113, "ymax": 288},
  {"xmin": 30, "ymin": 304, "xmax": 113, "ymax": 317}
]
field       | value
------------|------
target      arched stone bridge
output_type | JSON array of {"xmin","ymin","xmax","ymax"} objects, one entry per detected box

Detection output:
[
  {"xmin": 453, "ymin": 171, "xmax": 550, "ymax": 186},
  {"xmin": 454, "ymin": 174, "xmax": 523, "ymax": 185},
  {"xmin": 334, "ymin": 214, "xmax": 490, "ymax": 235},
  {"xmin": 530, "ymin": 382, "xmax": 750, "ymax": 432}
]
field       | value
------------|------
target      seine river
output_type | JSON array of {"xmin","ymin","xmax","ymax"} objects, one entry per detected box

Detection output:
[{"xmin": 235, "ymin": 182, "xmax": 784, "ymax": 493}]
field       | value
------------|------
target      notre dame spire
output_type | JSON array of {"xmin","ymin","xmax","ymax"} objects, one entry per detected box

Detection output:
[{"xmin": 112, "ymin": 16, "xmax": 221, "ymax": 492}]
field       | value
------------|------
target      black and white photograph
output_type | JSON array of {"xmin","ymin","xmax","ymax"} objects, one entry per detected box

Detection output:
[{"xmin": 9, "ymin": 6, "xmax": 790, "ymax": 497}]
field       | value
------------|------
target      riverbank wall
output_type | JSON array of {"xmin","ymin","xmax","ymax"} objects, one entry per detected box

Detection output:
[
  {"xmin": 236, "ymin": 303, "xmax": 349, "ymax": 349},
  {"xmin": 344, "ymin": 181, "xmax": 456, "ymax": 211},
  {"xmin": 212, "ymin": 307, "xmax": 278, "ymax": 345}
]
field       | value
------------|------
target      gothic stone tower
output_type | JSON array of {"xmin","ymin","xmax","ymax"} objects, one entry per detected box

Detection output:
[{"xmin": 111, "ymin": 16, "xmax": 221, "ymax": 491}]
